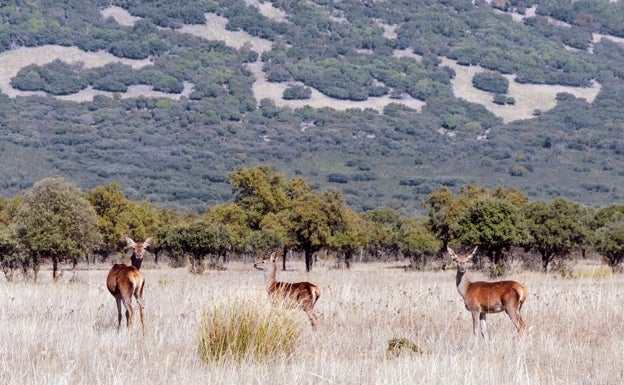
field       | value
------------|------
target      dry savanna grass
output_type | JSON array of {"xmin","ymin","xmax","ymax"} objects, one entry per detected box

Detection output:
[{"xmin": 1, "ymin": 259, "xmax": 623, "ymax": 385}]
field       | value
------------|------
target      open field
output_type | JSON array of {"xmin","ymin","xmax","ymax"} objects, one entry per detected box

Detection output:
[{"xmin": 1, "ymin": 260, "xmax": 622, "ymax": 385}]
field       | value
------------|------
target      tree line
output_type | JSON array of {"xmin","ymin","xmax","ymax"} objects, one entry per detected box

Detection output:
[{"xmin": 0, "ymin": 165, "xmax": 622, "ymax": 282}]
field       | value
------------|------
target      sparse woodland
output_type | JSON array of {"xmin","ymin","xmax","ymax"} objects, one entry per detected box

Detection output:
[{"xmin": 0, "ymin": 0, "xmax": 623, "ymax": 214}]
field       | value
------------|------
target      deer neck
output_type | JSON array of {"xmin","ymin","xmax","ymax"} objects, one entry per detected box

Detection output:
[
  {"xmin": 455, "ymin": 268, "xmax": 471, "ymax": 299},
  {"xmin": 131, "ymin": 255, "xmax": 143, "ymax": 270},
  {"xmin": 265, "ymin": 261, "xmax": 277, "ymax": 291}
]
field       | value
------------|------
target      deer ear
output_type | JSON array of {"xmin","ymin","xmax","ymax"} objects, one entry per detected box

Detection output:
[
  {"xmin": 270, "ymin": 252, "xmax": 276, "ymax": 262},
  {"xmin": 468, "ymin": 246, "xmax": 478, "ymax": 258},
  {"xmin": 144, "ymin": 237, "xmax": 153, "ymax": 246},
  {"xmin": 447, "ymin": 247, "xmax": 456, "ymax": 258},
  {"xmin": 125, "ymin": 237, "xmax": 135, "ymax": 247}
]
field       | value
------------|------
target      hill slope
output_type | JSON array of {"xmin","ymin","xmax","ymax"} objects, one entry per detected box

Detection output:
[{"xmin": 0, "ymin": 0, "xmax": 623, "ymax": 214}]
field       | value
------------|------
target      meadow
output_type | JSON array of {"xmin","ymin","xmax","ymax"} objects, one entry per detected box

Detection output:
[{"xmin": 0, "ymin": 259, "xmax": 622, "ymax": 385}]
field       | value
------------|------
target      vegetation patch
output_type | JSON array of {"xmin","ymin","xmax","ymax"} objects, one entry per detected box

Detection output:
[
  {"xmin": 198, "ymin": 296, "xmax": 302, "ymax": 364},
  {"xmin": 386, "ymin": 337, "xmax": 423, "ymax": 358}
]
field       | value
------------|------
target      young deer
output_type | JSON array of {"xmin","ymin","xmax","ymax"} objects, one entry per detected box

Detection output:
[
  {"xmin": 448, "ymin": 246, "xmax": 527, "ymax": 337},
  {"xmin": 254, "ymin": 251, "xmax": 321, "ymax": 329},
  {"xmin": 106, "ymin": 237, "xmax": 152, "ymax": 334}
]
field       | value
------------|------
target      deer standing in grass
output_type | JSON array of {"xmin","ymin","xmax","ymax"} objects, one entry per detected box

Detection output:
[
  {"xmin": 106, "ymin": 237, "xmax": 152, "ymax": 334},
  {"xmin": 448, "ymin": 246, "xmax": 527, "ymax": 337},
  {"xmin": 254, "ymin": 251, "xmax": 321, "ymax": 329}
]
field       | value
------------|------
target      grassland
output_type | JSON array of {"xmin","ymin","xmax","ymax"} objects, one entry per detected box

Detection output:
[{"xmin": 1, "ymin": 259, "xmax": 622, "ymax": 385}]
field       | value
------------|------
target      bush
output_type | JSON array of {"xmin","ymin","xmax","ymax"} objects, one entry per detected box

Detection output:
[
  {"xmin": 198, "ymin": 296, "xmax": 302, "ymax": 364},
  {"xmin": 327, "ymin": 173, "xmax": 349, "ymax": 183},
  {"xmin": 472, "ymin": 72, "xmax": 509, "ymax": 94},
  {"xmin": 283, "ymin": 85, "xmax": 311, "ymax": 100},
  {"xmin": 386, "ymin": 337, "xmax": 422, "ymax": 358}
]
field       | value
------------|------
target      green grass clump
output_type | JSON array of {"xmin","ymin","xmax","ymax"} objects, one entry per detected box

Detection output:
[
  {"xmin": 386, "ymin": 337, "xmax": 423, "ymax": 358},
  {"xmin": 198, "ymin": 297, "xmax": 302, "ymax": 364}
]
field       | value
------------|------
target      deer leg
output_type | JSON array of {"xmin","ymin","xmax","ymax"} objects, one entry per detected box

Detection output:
[
  {"xmin": 115, "ymin": 298, "xmax": 123, "ymax": 330},
  {"xmin": 136, "ymin": 294, "xmax": 145, "ymax": 335},
  {"xmin": 471, "ymin": 311, "xmax": 481, "ymax": 336},
  {"xmin": 505, "ymin": 306, "xmax": 525, "ymax": 335},
  {"xmin": 121, "ymin": 296, "xmax": 134, "ymax": 328},
  {"xmin": 479, "ymin": 313, "xmax": 487, "ymax": 337},
  {"xmin": 306, "ymin": 309, "xmax": 318, "ymax": 330}
]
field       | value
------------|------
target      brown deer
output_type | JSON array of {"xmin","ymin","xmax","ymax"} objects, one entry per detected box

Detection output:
[
  {"xmin": 106, "ymin": 237, "xmax": 152, "ymax": 333},
  {"xmin": 254, "ymin": 251, "xmax": 321, "ymax": 329},
  {"xmin": 448, "ymin": 246, "xmax": 527, "ymax": 337}
]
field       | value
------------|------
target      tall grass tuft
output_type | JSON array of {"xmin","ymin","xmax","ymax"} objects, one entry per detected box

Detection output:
[{"xmin": 198, "ymin": 296, "xmax": 302, "ymax": 364}]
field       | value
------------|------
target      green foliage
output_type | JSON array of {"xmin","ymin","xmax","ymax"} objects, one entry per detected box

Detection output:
[
  {"xmin": 522, "ymin": 198, "xmax": 589, "ymax": 272},
  {"xmin": 198, "ymin": 297, "xmax": 301, "ymax": 364},
  {"xmin": 283, "ymin": 85, "xmax": 311, "ymax": 100},
  {"xmin": 0, "ymin": 227, "xmax": 22, "ymax": 281},
  {"xmin": 362, "ymin": 208, "xmax": 402, "ymax": 259},
  {"xmin": 454, "ymin": 198, "xmax": 522, "ymax": 264},
  {"xmin": 594, "ymin": 211, "xmax": 624, "ymax": 272},
  {"xmin": 228, "ymin": 166, "xmax": 289, "ymax": 231},
  {"xmin": 400, "ymin": 217, "xmax": 441, "ymax": 269},
  {"xmin": 11, "ymin": 60, "xmax": 88, "ymax": 95},
  {"xmin": 86, "ymin": 182, "xmax": 133, "ymax": 255},
  {"xmin": 1, "ymin": 0, "xmax": 624, "ymax": 215},
  {"xmin": 472, "ymin": 72, "xmax": 509, "ymax": 94},
  {"xmin": 158, "ymin": 220, "xmax": 229, "ymax": 272},
  {"xmin": 13, "ymin": 178, "xmax": 100, "ymax": 280}
]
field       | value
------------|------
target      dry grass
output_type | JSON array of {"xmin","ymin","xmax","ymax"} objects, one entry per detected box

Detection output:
[{"xmin": 1, "ymin": 260, "xmax": 622, "ymax": 384}]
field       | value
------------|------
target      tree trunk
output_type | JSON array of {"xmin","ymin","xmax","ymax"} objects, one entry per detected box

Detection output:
[
  {"xmin": 305, "ymin": 247, "xmax": 313, "ymax": 272},
  {"xmin": 282, "ymin": 246, "xmax": 288, "ymax": 271},
  {"xmin": 52, "ymin": 257, "xmax": 59, "ymax": 281},
  {"xmin": 345, "ymin": 249, "xmax": 353, "ymax": 269}
]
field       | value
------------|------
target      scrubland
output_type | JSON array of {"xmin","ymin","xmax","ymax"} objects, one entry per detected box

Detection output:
[{"xmin": 0, "ymin": 260, "xmax": 622, "ymax": 385}]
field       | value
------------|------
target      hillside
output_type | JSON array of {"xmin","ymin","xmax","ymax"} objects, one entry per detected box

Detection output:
[{"xmin": 1, "ymin": 0, "xmax": 623, "ymax": 214}]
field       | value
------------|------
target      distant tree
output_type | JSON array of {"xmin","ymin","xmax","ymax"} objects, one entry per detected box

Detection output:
[
  {"xmin": 204, "ymin": 202, "xmax": 251, "ymax": 259},
  {"xmin": 594, "ymin": 215, "xmax": 624, "ymax": 272},
  {"xmin": 400, "ymin": 217, "xmax": 441, "ymax": 269},
  {"xmin": 158, "ymin": 220, "xmax": 229, "ymax": 272},
  {"xmin": 283, "ymin": 85, "xmax": 311, "ymax": 100},
  {"xmin": 285, "ymin": 178, "xmax": 334, "ymax": 272},
  {"xmin": 421, "ymin": 186, "xmax": 487, "ymax": 250},
  {"xmin": 86, "ymin": 182, "xmax": 133, "ymax": 258},
  {"xmin": 472, "ymin": 72, "xmax": 509, "ymax": 94},
  {"xmin": 13, "ymin": 178, "xmax": 101, "ymax": 281},
  {"xmin": 362, "ymin": 208, "xmax": 402, "ymax": 260},
  {"xmin": 522, "ymin": 198, "xmax": 589, "ymax": 272},
  {"xmin": 324, "ymin": 191, "xmax": 366, "ymax": 268},
  {"xmin": 454, "ymin": 198, "xmax": 523, "ymax": 266},
  {"xmin": 0, "ymin": 227, "xmax": 21, "ymax": 281},
  {"xmin": 228, "ymin": 165, "xmax": 290, "ymax": 228}
]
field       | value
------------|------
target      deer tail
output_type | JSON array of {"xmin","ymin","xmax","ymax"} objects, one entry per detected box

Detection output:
[{"xmin": 311, "ymin": 285, "xmax": 321, "ymax": 305}]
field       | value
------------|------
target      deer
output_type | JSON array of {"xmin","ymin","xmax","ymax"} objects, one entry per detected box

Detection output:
[
  {"xmin": 106, "ymin": 236, "xmax": 152, "ymax": 334},
  {"xmin": 448, "ymin": 246, "xmax": 527, "ymax": 337},
  {"xmin": 254, "ymin": 251, "xmax": 321, "ymax": 329}
]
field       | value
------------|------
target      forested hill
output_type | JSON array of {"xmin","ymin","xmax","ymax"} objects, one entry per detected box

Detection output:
[{"xmin": 1, "ymin": 0, "xmax": 623, "ymax": 214}]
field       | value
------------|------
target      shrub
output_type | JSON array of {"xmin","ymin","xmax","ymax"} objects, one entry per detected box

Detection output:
[
  {"xmin": 386, "ymin": 337, "xmax": 422, "ymax": 358},
  {"xmin": 283, "ymin": 85, "xmax": 311, "ymax": 100},
  {"xmin": 327, "ymin": 173, "xmax": 349, "ymax": 183},
  {"xmin": 198, "ymin": 296, "xmax": 302, "ymax": 364},
  {"xmin": 472, "ymin": 72, "xmax": 509, "ymax": 94}
]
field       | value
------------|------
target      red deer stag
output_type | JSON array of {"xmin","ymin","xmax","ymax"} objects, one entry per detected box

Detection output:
[
  {"xmin": 106, "ymin": 237, "xmax": 152, "ymax": 334},
  {"xmin": 254, "ymin": 251, "xmax": 321, "ymax": 329},
  {"xmin": 448, "ymin": 246, "xmax": 527, "ymax": 337}
]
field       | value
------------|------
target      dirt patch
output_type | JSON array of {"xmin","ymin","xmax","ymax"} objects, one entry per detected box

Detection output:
[{"xmin": 440, "ymin": 58, "xmax": 601, "ymax": 123}]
